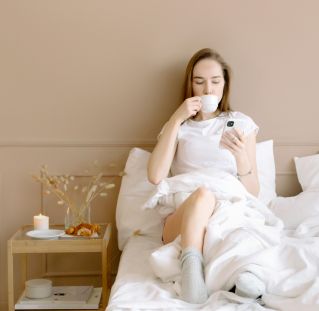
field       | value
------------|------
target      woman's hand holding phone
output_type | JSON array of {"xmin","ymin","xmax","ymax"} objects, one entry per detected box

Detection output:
[
  {"xmin": 170, "ymin": 97, "xmax": 202, "ymax": 124},
  {"xmin": 220, "ymin": 120, "xmax": 248, "ymax": 159}
]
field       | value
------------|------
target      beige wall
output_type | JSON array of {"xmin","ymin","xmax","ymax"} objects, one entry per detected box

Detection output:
[{"xmin": 1, "ymin": 0, "xmax": 319, "ymax": 309}]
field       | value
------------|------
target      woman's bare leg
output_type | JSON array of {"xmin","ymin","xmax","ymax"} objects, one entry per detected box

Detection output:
[
  {"xmin": 162, "ymin": 186, "xmax": 216, "ymax": 251},
  {"xmin": 162, "ymin": 187, "xmax": 216, "ymax": 303}
]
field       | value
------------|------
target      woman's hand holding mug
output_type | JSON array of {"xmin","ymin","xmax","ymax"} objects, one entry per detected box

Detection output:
[{"xmin": 171, "ymin": 97, "xmax": 201, "ymax": 124}]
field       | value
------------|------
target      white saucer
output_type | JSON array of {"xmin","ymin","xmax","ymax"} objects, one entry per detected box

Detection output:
[{"xmin": 26, "ymin": 229, "xmax": 65, "ymax": 240}]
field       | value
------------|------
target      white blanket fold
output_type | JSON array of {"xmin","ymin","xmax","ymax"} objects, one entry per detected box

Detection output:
[{"xmin": 145, "ymin": 168, "xmax": 319, "ymax": 310}]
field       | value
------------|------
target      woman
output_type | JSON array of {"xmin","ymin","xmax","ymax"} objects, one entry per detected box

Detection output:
[{"xmin": 147, "ymin": 48, "xmax": 262, "ymax": 303}]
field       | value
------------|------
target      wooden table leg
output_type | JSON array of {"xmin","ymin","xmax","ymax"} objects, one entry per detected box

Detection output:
[
  {"xmin": 20, "ymin": 253, "xmax": 28, "ymax": 289},
  {"xmin": 7, "ymin": 241, "xmax": 14, "ymax": 311},
  {"xmin": 101, "ymin": 240, "xmax": 108, "ymax": 308}
]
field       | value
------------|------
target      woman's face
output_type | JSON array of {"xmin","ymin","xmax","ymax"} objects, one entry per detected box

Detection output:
[{"xmin": 192, "ymin": 58, "xmax": 225, "ymax": 101}]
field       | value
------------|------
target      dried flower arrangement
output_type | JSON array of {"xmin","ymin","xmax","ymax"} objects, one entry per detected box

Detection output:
[{"xmin": 32, "ymin": 164, "xmax": 116, "ymax": 236}]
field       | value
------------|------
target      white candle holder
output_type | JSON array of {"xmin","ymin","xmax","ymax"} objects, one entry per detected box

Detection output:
[{"xmin": 33, "ymin": 214, "xmax": 49, "ymax": 230}]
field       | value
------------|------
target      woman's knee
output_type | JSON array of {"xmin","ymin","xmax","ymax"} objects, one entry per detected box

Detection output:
[
  {"xmin": 194, "ymin": 187, "xmax": 216, "ymax": 203},
  {"xmin": 189, "ymin": 187, "xmax": 216, "ymax": 214}
]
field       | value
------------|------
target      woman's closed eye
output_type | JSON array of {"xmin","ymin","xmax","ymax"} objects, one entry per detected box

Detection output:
[
  {"xmin": 193, "ymin": 79, "xmax": 204, "ymax": 85},
  {"xmin": 193, "ymin": 79, "xmax": 221, "ymax": 85}
]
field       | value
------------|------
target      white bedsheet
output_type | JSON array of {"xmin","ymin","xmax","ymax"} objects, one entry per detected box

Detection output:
[
  {"xmin": 144, "ymin": 169, "xmax": 319, "ymax": 310},
  {"xmin": 107, "ymin": 235, "xmax": 277, "ymax": 311}
]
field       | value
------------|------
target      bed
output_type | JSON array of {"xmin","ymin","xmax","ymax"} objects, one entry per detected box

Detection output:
[{"xmin": 106, "ymin": 141, "xmax": 319, "ymax": 311}]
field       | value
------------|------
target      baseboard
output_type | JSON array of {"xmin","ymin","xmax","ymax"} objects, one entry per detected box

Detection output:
[{"xmin": 0, "ymin": 139, "xmax": 317, "ymax": 148}]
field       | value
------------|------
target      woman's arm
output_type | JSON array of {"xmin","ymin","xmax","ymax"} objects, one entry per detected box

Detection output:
[
  {"xmin": 220, "ymin": 130, "xmax": 260, "ymax": 196},
  {"xmin": 148, "ymin": 97, "xmax": 202, "ymax": 185},
  {"xmin": 234, "ymin": 133, "xmax": 260, "ymax": 196},
  {"xmin": 147, "ymin": 118, "xmax": 180, "ymax": 184}
]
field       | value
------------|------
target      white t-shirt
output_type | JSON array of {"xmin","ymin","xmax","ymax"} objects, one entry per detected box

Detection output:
[{"xmin": 169, "ymin": 111, "xmax": 259, "ymax": 177}]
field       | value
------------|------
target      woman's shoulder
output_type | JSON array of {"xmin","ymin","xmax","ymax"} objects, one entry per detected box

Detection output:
[{"xmin": 227, "ymin": 111, "xmax": 255, "ymax": 122}]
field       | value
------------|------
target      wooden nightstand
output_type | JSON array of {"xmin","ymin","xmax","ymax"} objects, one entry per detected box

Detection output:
[{"xmin": 7, "ymin": 223, "xmax": 111, "ymax": 311}]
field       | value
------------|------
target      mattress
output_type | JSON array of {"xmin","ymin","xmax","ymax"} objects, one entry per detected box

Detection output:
[{"xmin": 106, "ymin": 236, "xmax": 269, "ymax": 311}]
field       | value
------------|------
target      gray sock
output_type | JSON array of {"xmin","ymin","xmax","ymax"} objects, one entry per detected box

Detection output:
[{"xmin": 180, "ymin": 247, "xmax": 208, "ymax": 304}]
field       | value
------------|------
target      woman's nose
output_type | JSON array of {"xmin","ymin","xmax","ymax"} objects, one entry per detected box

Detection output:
[{"xmin": 203, "ymin": 83, "xmax": 213, "ymax": 94}]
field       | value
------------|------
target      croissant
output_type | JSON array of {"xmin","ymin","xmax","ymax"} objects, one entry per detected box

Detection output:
[{"xmin": 65, "ymin": 223, "xmax": 101, "ymax": 236}]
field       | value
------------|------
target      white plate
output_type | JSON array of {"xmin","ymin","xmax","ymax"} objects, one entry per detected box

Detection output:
[{"xmin": 26, "ymin": 229, "xmax": 65, "ymax": 240}]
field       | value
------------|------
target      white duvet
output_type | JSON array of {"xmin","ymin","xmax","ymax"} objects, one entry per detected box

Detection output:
[{"xmin": 143, "ymin": 168, "xmax": 319, "ymax": 310}]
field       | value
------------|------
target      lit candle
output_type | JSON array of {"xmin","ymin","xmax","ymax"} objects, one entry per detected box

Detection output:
[{"xmin": 33, "ymin": 214, "xmax": 49, "ymax": 230}]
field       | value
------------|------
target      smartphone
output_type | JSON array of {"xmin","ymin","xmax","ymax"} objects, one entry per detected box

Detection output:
[
  {"xmin": 223, "ymin": 119, "xmax": 246, "ymax": 134},
  {"xmin": 220, "ymin": 119, "xmax": 246, "ymax": 148}
]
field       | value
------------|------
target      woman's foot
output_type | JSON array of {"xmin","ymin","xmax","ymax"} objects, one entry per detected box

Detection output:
[{"xmin": 235, "ymin": 272, "xmax": 265, "ymax": 299}]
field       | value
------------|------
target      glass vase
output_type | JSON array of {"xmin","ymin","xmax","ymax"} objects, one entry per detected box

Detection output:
[{"xmin": 64, "ymin": 203, "xmax": 91, "ymax": 229}]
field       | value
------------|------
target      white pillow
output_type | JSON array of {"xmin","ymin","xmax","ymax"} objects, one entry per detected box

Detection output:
[
  {"xmin": 269, "ymin": 191, "xmax": 319, "ymax": 229},
  {"xmin": 269, "ymin": 154, "xmax": 319, "ymax": 229},
  {"xmin": 116, "ymin": 140, "xmax": 276, "ymax": 249},
  {"xmin": 294, "ymin": 154, "xmax": 319, "ymax": 191},
  {"xmin": 256, "ymin": 140, "xmax": 277, "ymax": 205},
  {"xmin": 116, "ymin": 148, "xmax": 162, "ymax": 250}
]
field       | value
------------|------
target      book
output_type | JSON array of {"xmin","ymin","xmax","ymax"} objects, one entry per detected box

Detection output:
[{"xmin": 15, "ymin": 287, "xmax": 102, "ymax": 310}]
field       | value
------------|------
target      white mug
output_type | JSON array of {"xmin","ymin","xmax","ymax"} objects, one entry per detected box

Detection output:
[{"xmin": 200, "ymin": 95, "xmax": 219, "ymax": 113}]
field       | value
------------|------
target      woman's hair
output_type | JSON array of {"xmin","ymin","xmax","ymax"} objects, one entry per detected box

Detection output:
[{"xmin": 182, "ymin": 48, "xmax": 232, "ymax": 112}]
